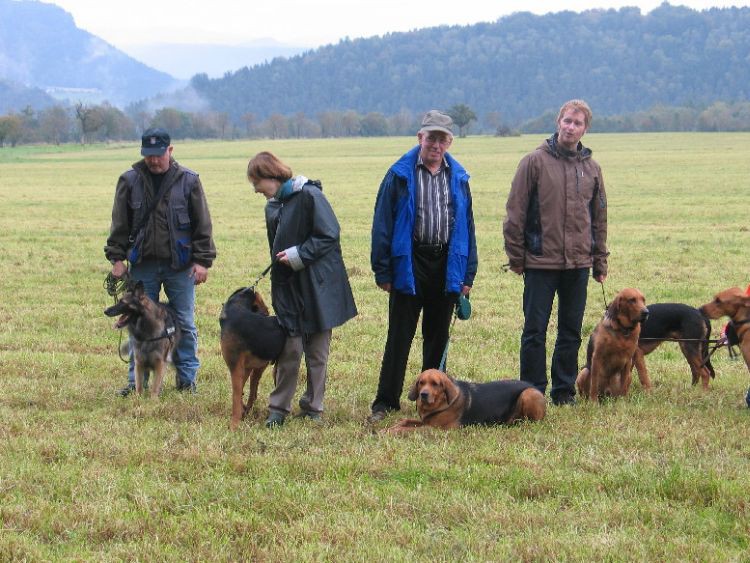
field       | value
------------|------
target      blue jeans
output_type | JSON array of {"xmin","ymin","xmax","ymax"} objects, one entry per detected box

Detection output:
[
  {"xmin": 127, "ymin": 260, "xmax": 199, "ymax": 388},
  {"xmin": 520, "ymin": 268, "xmax": 589, "ymax": 400}
]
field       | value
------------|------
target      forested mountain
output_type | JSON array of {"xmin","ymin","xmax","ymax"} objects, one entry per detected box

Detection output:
[
  {"xmin": 189, "ymin": 3, "xmax": 750, "ymax": 124},
  {"xmin": 0, "ymin": 0, "xmax": 177, "ymax": 107}
]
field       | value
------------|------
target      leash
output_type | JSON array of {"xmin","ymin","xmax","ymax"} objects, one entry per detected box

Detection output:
[
  {"xmin": 104, "ymin": 269, "xmax": 131, "ymax": 304},
  {"xmin": 104, "ymin": 268, "xmax": 132, "ymax": 364},
  {"xmin": 250, "ymin": 261, "xmax": 274, "ymax": 290},
  {"xmin": 438, "ymin": 304, "xmax": 460, "ymax": 372},
  {"xmin": 600, "ymin": 282, "xmax": 609, "ymax": 310}
]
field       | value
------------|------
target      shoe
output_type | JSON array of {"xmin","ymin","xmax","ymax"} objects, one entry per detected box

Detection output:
[
  {"xmin": 265, "ymin": 412, "xmax": 286, "ymax": 428},
  {"xmin": 298, "ymin": 411, "xmax": 322, "ymax": 422},
  {"xmin": 551, "ymin": 393, "xmax": 576, "ymax": 406},
  {"xmin": 176, "ymin": 382, "xmax": 197, "ymax": 394},
  {"xmin": 367, "ymin": 409, "xmax": 388, "ymax": 423},
  {"xmin": 118, "ymin": 383, "xmax": 136, "ymax": 397}
]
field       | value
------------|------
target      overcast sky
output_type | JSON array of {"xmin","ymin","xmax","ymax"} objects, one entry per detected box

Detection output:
[
  {"xmin": 42, "ymin": 0, "xmax": 750, "ymax": 78},
  {"xmin": 44, "ymin": 0, "xmax": 747, "ymax": 46}
]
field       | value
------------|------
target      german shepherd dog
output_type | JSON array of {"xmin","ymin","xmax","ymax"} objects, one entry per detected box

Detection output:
[
  {"xmin": 104, "ymin": 280, "xmax": 181, "ymax": 397},
  {"xmin": 219, "ymin": 287, "xmax": 286, "ymax": 430}
]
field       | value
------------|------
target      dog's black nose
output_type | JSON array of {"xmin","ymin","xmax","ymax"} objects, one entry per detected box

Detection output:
[
  {"xmin": 640, "ymin": 308, "xmax": 650, "ymax": 322},
  {"xmin": 419, "ymin": 391, "xmax": 429, "ymax": 401}
]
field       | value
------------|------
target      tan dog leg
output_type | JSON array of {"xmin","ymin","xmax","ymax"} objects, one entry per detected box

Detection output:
[
  {"xmin": 576, "ymin": 367, "xmax": 591, "ymax": 399},
  {"xmin": 382, "ymin": 419, "xmax": 424, "ymax": 434},
  {"xmin": 151, "ymin": 359, "xmax": 166, "ymax": 398},
  {"xmin": 507, "ymin": 388, "xmax": 546, "ymax": 422},
  {"xmin": 229, "ymin": 363, "xmax": 246, "ymax": 431},
  {"xmin": 632, "ymin": 349, "xmax": 653, "ymax": 390},
  {"xmin": 134, "ymin": 362, "xmax": 146, "ymax": 395}
]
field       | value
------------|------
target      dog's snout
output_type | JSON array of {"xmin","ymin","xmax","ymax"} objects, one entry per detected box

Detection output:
[
  {"xmin": 640, "ymin": 307, "xmax": 650, "ymax": 322},
  {"xmin": 419, "ymin": 391, "xmax": 430, "ymax": 401}
]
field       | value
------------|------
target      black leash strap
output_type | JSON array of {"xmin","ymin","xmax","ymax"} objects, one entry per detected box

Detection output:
[
  {"xmin": 600, "ymin": 282, "xmax": 609, "ymax": 311},
  {"xmin": 250, "ymin": 261, "xmax": 274, "ymax": 290}
]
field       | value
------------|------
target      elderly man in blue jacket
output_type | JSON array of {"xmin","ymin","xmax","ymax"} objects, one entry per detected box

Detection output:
[{"xmin": 368, "ymin": 110, "xmax": 478, "ymax": 422}]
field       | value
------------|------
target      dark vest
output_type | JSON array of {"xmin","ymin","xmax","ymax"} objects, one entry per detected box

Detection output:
[{"xmin": 125, "ymin": 168, "xmax": 195, "ymax": 270}]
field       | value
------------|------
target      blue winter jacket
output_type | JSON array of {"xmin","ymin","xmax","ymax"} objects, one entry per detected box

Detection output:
[{"xmin": 370, "ymin": 146, "xmax": 478, "ymax": 295}]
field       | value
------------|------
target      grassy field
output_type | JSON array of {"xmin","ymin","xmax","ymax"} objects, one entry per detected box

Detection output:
[{"xmin": 1, "ymin": 133, "xmax": 749, "ymax": 561}]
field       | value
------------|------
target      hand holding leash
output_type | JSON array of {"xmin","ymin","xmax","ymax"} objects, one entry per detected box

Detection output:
[{"xmin": 190, "ymin": 263, "xmax": 208, "ymax": 285}]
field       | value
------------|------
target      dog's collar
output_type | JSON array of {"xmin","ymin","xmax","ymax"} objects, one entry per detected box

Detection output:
[
  {"xmin": 604, "ymin": 313, "xmax": 638, "ymax": 337},
  {"xmin": 420, "ymin": 392, "xmax": 461, "ymax": 423}
]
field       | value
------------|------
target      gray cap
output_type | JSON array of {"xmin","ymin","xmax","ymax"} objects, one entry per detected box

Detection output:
[{"xmin": 419, "ymin": 110, "xmax": 454, "ymax": 136}]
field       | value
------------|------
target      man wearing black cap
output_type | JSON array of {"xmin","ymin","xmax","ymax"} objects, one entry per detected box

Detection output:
[
  {"xmin": 368, "ymin": 110, "xmax": 478, "ymax": 422},
  {"xmin": 105, "ymin": 128, "xmax": 216, "ymax": 396}
]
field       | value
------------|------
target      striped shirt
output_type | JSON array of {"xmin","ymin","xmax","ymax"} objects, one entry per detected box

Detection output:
[{"xmin": 414, "ymin": 156, "xmax": 452, "ymax": 245}]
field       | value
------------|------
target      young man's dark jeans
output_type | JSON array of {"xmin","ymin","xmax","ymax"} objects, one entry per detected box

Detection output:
[{"xmin": 520, "ymin": 268, "xmax": 589, "ymax": 403}]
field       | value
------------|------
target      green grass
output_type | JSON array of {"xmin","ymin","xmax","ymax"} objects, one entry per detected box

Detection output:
[{"xmin": 1, "ymin": 133, "xmax": 749, "ymax": 561}]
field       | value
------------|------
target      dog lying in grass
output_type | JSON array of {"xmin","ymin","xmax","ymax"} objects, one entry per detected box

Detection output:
[{"xmin": 385, "ymin": 369, "xmax": 546, "ymax": 433}]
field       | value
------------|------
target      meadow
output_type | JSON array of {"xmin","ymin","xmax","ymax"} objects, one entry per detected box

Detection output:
[{"xmin": 0, "ymin": 133, "xmax": 749, "ymax": 561}]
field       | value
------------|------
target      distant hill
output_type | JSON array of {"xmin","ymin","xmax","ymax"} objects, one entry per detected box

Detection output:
[
  {"xmin": 0, "ymin": 0, "xmax": 178, "ymax": 109},
  {"xmin": 187, "ymin": 3, "xmax": 750, "ymax": 125},
  {"xmin": 0, "ymin": 78, "xmax": 56, "ymax": 114}
]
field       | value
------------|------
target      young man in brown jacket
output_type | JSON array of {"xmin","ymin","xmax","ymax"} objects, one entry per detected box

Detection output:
[{"xmin": 503, "ymin": 99, "xmax": 608, "ymax": 405}]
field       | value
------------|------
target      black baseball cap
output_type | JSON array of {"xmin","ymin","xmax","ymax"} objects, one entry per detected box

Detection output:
[{"xmin": 140, "ymin": 128, "xmax": 171, "ymax": 156}]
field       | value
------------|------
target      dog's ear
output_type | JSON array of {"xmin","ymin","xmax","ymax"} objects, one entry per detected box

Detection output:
[
  {"xmin": 442, "ymin": 374, "xmax": 460, "ymax": 405},
  {"xmin": 607, "ymin": 294, "xmax": 620, "ymax": 319},
  {"xmin": 132, "ymin": 280, "xmax": 145, "ymax": 296},
  {"xmin": 407, "ymin": 376, "xmax": 420, "ymax": 401},
  {"xmin": 253, "ymin": 291, "xmax": 270, "ymax": 316}
]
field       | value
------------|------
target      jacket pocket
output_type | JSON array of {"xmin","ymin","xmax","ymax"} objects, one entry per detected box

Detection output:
[
  {"xmin": 175, "ymin": 237, "xmax": 192, "ymax": 267},
  {"xmin": 173, "ymin": 206, "xmax": 191, "ymax": 230}
]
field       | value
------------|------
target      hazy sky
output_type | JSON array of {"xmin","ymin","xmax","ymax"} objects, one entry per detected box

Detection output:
[
  {"xmin": 45, "ymin": 0, "xmax": 746, "ymax": 47},
  {"xmin": 41, "ymin": 0, "xmax": 749, "ymax": 78}
]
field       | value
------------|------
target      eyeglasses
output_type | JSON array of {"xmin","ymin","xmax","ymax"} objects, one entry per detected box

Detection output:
[{"xmin": 424, "ymin": 134, "xmax": 452, "ymax": 147}]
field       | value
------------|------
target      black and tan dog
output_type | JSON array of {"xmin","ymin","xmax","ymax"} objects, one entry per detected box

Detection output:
[
  {"xmin": 700, "ymin": 286, "xmax": 750, "ymax": 372},
  {"xmin": 219, "ymin": 287, "xmax": 286, "ymax": 430},
  {"xmin": 104, "ymin": 280, "xmax": 181, "ymax": 397},
  {"xmin": 633, "ymin": 303, "xmax": 715, "ymax": 390},
  {"xmin": 385, "ymin": 369, "xmax": 546, "ymax": 433},
  {"xmin": 576, "ymin": 288, "xmax": 649, "ymax": 401}
]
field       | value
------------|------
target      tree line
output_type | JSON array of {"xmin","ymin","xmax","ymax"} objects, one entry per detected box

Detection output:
[
  {"xmin": 185, "ymin": 5, "xmax": 750, "ymax": 125},
  {"xmin": 2, "ymin": 100, "xmax": 750, "ymax": 148}
]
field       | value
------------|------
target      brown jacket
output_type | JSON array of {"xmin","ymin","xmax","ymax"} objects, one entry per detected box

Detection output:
[
  {"xmin": 503, "ymin": 134, "xmax": 608, "ymax": 277},
  {"xmin": 104, "ymin": 158, "xmax": 216, "ymax": 269}
]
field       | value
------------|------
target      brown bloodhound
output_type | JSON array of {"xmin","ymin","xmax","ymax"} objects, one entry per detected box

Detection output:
[
  {"xmin": 700, "ymin": 286, "xmax": 750, "ymax": 372},
  {"xmin": 576, "ymin": 288, "xmax": 649, "ymax": 402},
  {"xmin": 385, "ymin": 369, "xmax": 546, "ymax": 433}
]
